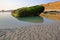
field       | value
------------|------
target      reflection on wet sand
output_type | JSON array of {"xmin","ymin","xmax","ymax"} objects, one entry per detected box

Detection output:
[{"xmin": 13, "ymin": 16, "xmax": 44, "ymax": 23}]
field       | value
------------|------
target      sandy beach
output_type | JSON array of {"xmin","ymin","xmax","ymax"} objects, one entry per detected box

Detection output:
[{"xmin": 0, "ymin": 21, "xmax": 60, "ymax": 40}]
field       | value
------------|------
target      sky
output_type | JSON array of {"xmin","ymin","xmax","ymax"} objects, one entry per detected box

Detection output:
[{"xmin": 0, "ymin": 0, "xmax": 60, "ymax": 10}]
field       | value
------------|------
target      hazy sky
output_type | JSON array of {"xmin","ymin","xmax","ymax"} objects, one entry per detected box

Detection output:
[{"xmin": 0, "ymin": 0, "xmax": 60, "ymax": 10}]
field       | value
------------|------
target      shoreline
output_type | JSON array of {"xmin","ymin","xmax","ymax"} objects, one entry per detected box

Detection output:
[{"xmin": 40, "ymin": 12, "xmax": 60, "ymax": 20}]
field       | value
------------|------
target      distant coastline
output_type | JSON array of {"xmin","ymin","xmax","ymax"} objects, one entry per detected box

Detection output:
[{"xmin": 0, "ymin": 10, "xmax": 13, "ymax": 12}]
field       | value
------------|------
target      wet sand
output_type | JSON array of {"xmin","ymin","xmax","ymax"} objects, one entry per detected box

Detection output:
[{"xmin": 0, "ymin": 22, "xmax": 60, "ymax": 40}]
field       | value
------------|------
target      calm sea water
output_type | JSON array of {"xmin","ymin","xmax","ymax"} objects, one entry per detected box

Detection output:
[{"xmin": 0, "ymin": 12, "xmax": 59, "ymax": 29}]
